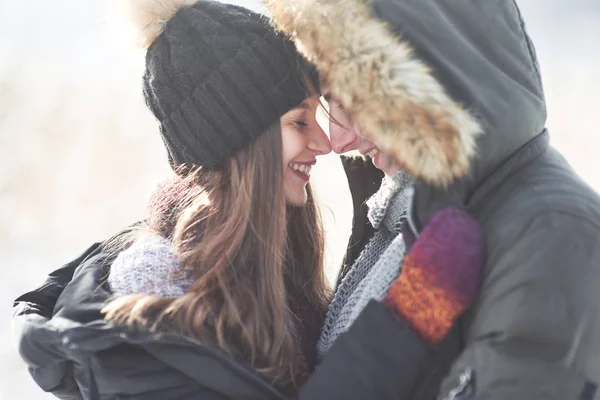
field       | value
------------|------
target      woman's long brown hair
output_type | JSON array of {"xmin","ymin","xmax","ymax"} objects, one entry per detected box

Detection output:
[{"xmin": 102, "ymin": 123, "xmax": 330, "ymax": 389}]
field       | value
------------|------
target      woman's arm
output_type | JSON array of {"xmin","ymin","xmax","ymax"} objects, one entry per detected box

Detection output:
[
  {"xmin": 12, "ymin": 243, "xmax": 102, "ymax": 399},
  {"xmin": 13, "ymin": 243, "xmax": 101, "ymax": 319}
]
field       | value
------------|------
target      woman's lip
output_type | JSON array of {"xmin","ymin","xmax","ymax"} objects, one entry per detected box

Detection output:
[
  {"xmin": 291, "ymin": 169, "xmax": 310, "ymax": 182},
  {"xmin": 290, "ymin": 160, "xmax": 316, "ymax": 166}
]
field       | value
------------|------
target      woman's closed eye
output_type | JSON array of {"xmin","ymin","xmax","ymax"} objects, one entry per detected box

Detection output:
[{"xmin": 295, "ymin": 120, "xmax": 308, "ymax": 128}]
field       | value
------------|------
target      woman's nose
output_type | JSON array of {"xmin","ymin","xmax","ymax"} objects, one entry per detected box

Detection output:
[{"xmin": 308, "ymin": 124, "xmax": 332, "ymax": 155}]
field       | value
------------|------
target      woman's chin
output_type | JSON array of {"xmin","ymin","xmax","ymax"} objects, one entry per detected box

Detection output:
[{"xmin": 285, "ymin": 187, "xmax": 308, "ymax": 207}]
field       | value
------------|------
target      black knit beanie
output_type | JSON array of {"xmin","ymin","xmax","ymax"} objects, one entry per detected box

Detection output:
[{"xmin": 136, "ymin": 0, "xmax": 317, "ymax": 169}]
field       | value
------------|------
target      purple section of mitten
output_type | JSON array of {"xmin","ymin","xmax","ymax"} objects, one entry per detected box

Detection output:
[{"xmin": 415, "ymin": 207, "xmax": 484, "ymax": 307}]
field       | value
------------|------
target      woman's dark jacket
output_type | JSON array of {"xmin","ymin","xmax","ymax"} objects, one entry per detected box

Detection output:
[{"xmin": 13, "ymin": 177, "xmax": 440, "ymax": 400}]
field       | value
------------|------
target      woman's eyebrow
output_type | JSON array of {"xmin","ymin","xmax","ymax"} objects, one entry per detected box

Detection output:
[{"xmin": 292, "ymin": 102, "xmax": 312, "ymax": 111}]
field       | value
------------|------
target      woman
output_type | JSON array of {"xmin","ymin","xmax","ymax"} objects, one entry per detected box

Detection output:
[{"xmin": 12, "ymin": 1, "xmax": 483, "ymax": 399}]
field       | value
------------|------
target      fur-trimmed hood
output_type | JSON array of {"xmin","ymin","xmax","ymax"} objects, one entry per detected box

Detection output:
[{"xmin": 264, "ymin": 0, "xmax": 546, "ymax": 191}]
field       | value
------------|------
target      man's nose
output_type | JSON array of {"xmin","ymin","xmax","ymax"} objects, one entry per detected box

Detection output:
[{"xmin": 329, "ymin": 122, "xmax": 358, "ymax": 154}]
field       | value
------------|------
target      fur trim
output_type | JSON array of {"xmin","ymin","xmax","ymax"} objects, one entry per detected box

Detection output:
[
  {"xmin": 264, "ymin": 0, "xmax": 482, "ymax": 186},
  {"xmin": 123, "ymin": 0, "xmax": 198, "ymax": 48}
]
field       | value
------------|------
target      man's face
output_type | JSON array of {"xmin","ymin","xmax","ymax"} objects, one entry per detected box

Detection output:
[{"xmin": 324, "ymin": 90, "xmax": 400, "ymax": 176}]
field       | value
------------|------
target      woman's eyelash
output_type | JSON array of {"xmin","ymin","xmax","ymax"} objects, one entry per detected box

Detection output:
[{"xmin": 295, "ymin": 121, "xmax": 308, "ymax": 127}]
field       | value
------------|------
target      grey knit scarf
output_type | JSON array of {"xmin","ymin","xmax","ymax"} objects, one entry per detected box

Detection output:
[{"xmin": 317, "ymin": 171, "xmax": 413, "ymax": 357}]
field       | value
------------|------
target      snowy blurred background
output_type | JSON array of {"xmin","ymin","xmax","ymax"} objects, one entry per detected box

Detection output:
[{"xmin": 1, "ymin": 0, "xmax": 599, "ymax": 398}]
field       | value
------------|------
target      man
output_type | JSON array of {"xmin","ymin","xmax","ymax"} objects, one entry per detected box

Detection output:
[{"xmin": 266, "ymin": 0, "xmax": 600, "ymax": 398}]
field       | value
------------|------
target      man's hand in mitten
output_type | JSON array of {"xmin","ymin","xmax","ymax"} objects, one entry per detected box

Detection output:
[{"xmin": 384, "ymin": 207, "xmax": 484, "ymax": 344}]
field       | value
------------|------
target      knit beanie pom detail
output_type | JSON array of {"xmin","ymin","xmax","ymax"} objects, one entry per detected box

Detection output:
[{"xmin": 124, "ymin": 0, "xmax": 198, "ymax": 48}]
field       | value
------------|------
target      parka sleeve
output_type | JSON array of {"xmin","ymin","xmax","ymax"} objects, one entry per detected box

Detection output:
[
  {"xmin": 12, "ymin": 243, "xmax": 101, "ymax": 398},
  {"xmin": 298, "ymin": 300, "xmax": 436, "ymax": 399},
  {"xmin": 436, "ymin": 213, "xmax": 600, "ymax": 400},
  {"xmin": 13, "ymin": 243, "xmax": 101, "ymax": 318}
]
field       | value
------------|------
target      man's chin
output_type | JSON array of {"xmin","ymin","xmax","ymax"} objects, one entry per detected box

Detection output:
[{"xmin": 373, "ymin": 152, "xmax": 400, "ymax": 176}]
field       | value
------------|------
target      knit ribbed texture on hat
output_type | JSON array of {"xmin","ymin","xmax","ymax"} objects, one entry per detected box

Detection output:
[{"xmin": 142, "ymin": 1, "xmax": 314, "ymax": 169}]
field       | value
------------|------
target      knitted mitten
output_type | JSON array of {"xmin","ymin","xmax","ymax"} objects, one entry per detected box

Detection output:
[
  {"xmin": 384, "ymin": 207, "xmax": 484, "ymax": 344},
  {"xmin": 147, "ymin": 174, "xmax": 193, "ymax": 238},
  {"xmin": 108, "ymin": 175, "xmax": 196, "ymax": 297},
  {"xmin": 108, "ymin": 234, "xmax": 194, "ymax": 297}
]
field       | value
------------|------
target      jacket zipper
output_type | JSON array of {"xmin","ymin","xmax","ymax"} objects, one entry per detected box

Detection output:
[{"xmin": 442, "ymin": 368, "xmax": 475, "ymax": 400}]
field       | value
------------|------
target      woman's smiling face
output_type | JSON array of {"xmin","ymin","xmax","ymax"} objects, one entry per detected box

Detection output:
[{"xmin": 280, "ymin": 94, "xmax": 331, "ymax": 206}]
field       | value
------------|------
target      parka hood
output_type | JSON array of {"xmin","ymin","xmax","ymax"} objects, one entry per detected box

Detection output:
[{"xmin": 264, "ymin": 0, "xmax": 546, "ymax": 191}]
